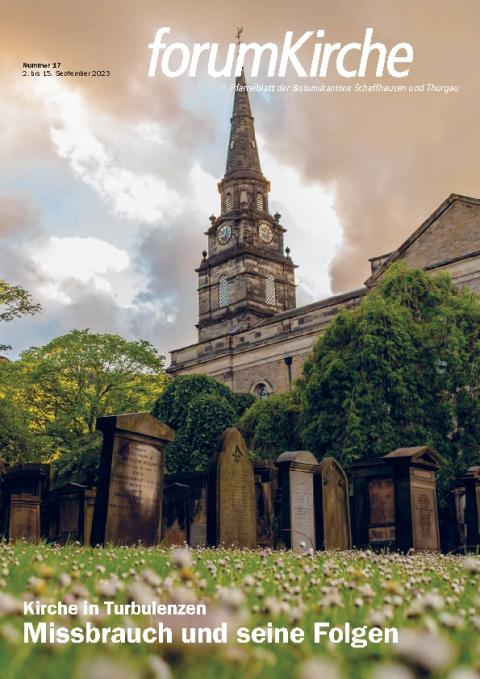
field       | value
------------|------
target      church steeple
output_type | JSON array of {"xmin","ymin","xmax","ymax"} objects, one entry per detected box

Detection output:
[
  {"xmin": 225, "ymin": 70, "xmax": 263, "ymax": 180},
  {"xmin": 218, "ymin": 67, "xmax": 270, "ymax": 218},
  {"xmin": 195, "ymin": 61, "xmax": 297, "ymax": 343}
]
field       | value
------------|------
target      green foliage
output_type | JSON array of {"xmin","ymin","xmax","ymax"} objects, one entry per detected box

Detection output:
[
  {"xmin": 297, "ymin": 263, "xmax": 480, "ymax": 500},
  {"xmin": 239, "ymin": 391, "xmax": 302, "ymax": 460},
  {"xmin": 0, "ymin": 395, "xmax": 38, "ymax": 466},
  {"xmin": 167, "ymin": 394, "xmax": 237, "ymax": 472},
  {"xmin": 0, "ymin": 279, "xmax": 41, "ymax": 351},
  {"xmin": 0, "ymin": 279, "xmax": 41, "ymax": 323},
  {"xmin": 152, "ymin": 374, "xmax": 255, "ymax": 472},
  {"xmin": 53, "ymin": 432, "xmax": 104, "ymax": 487},
  {"xmin": 0, "ymin": 329, "xmax": 166, "ymax": 481}
]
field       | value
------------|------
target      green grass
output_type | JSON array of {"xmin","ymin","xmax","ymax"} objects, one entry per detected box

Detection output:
[{"xmin": 0, "ymin": 542, "xmax": 479, "ymax": 679}]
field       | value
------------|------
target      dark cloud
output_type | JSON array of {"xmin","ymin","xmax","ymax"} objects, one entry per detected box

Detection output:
[{"xmin": 132, "ymin": 209, "xmax": 205, "ymax": 352}]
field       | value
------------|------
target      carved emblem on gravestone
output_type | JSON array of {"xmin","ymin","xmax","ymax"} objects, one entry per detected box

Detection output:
[{"xmin": 232, "ymin": 445, "xmax": 243, "ymax": 463}]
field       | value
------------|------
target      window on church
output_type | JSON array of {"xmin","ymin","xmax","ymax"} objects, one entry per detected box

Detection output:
[
  {"xmin": 266, "ymin": 274, "xmax": 276, "ymax": 306},
  {"xmin": 225, "ymin": 193, "xmax": 233, "ymax": 211},
  {"xmin": 256, "ymin": 192, "xmax": 263, "ymax": 210},
  {"xmin": 254, "ymin": 383, "xmax": 269, "ymax": 399},
  {"xmin": 219, "ymin": 275, "xmax": 229, "ymax": 308}
]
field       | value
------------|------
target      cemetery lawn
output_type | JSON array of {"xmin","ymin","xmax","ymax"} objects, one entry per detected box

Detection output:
[{"xmin": 0, "ymin": 543, "xmax": 479, "ymax": 679}]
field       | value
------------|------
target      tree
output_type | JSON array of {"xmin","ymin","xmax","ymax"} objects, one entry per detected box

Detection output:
[
  {"xmin": 239, "ymin": 391, "xmax": 302, "ymax": 460},
  {"xmin": 297, "ymin": 263, "xmax": 480, "ymax": 499},
  {"xmin": 0, "ymin": 279, "xmax": 41, "ymax": 351},
  {"xmin": 166, "ymin": 394, "xmax": 238, "ymax": 472},
  {"xmin": 0, "ymin": 329, "xmax": 166, "ymax": 483},
  {"xmin": 0, "ymin": 395, "xmax": 38, "ymax": 466},
  {"xmin": 152, "ymin": 374, "xmax": 255, "ymax": 472}
]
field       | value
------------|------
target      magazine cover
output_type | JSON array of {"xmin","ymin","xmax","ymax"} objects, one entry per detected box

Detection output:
[{"xmin": 1, "ymin": 1, "xmax": 479, "ymax": 678}]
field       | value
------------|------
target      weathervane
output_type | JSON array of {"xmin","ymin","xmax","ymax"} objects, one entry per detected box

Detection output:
[{"xmin": 236, "ymin": 26, "xmax": 243, "ymax": 50}]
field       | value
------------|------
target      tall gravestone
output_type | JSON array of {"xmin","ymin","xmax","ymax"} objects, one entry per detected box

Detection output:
[
  {"xmin": 207, "ymin": 428, "xmax": 256, "ymax": 548},
  {"xmin": 91, "ymin": 413, "xmax": 175, "ymax": 546},
  {"xmin": 162, "ymin": 471, "xmax": 208, "ymax": 547},
  {"xmin": 49, "ymin": 483, "xmax": 96, "ymax": 545},
  {"xmin": 453, "ymin": 466, "xmax": 480, "ymax": 549},
  {"xmin": 254, "ymin": 460, "xmax": 278, "ymax": 548},
  {"xmin": 315, "ymin": 456, "xmax": 352, "ymax": 550},
  {"xmin": 276, "ymin": 451, "xmax": 318, "ymax": 551},
  {"xmin": 1, "ymin": 464, "xmax": 53, "ymax": 543},
  {"xmin": 350, "ymin": 446, "xmax": 442, "ymax": 551}
]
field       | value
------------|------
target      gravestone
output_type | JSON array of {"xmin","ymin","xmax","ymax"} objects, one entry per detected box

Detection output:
[
  {"xmin": 350, "ymin": 446, "xmax": 442, "ymax": 551},
  {"xmin": 162, "ymin": 472, "xmax": 208, "ymax": 547},
  {"xmin": 91, "ymin": 412, "xmax": 175, "ymax": 546},
  {"xmin": 207, "ymin": 428, "xmax": 256, "ymax": 548},
  {"xmin": 254, "ymin": 460, "xmax": 278, "ymax": 548},
  {"xmin": 50, "ymin": 483, "xmax": 96, "ymax": 545},
  {"xmin": 276, "ymin": 451, "xmax": 318, "ymax": 551},
  {"xmin": 453, "ymin": 466, "xmax": 480, "ymax": 548},
  {"xmin": 315, "ymin": 456, "xmax": 352, "ymax": 550},
  {"xmin": 163, "ymin": 482, "xmax": 189, "ymax": 546},
  {"xmin": 1, "ymin": 464, "xmax": 53, "ymax": 543},
  {"xmin": 189, "ymin": 483, "xmax": 208, "ymax": 547}
]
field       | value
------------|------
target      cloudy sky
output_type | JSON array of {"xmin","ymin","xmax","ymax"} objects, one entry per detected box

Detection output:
[{"xmin": 1, "ymin": 0, "xmax": 479, "ymax": 361}]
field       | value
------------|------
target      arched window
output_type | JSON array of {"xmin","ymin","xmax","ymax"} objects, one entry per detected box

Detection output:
[
  {"xmin": 265, "ymin": 274, "xmax": 276, "ymax": 306},
  {"xmin": 254, "ymin": 383, "xmax": 269, "ymax": 399},
  {"xmin": 219, "ymin": 275, "xmax": 229, "ymax": 308},
  {"xmin": 225, "ymin": 193, "xmax": 233, "ymax": 211},
  {"xmin": 256, "ymin": 192, "xmax": 264, "ymax": 210}
]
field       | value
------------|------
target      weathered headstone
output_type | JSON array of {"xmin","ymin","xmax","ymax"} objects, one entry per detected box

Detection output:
[
  {"xmin": 1, "ymin": 464, "xmax": 53, "ymax": 543},
  {"xmin": 49, "ymin": 483, "xmax": 96, "ymax": 545},
  {"xmin": 315, "ymin": 456, "xmax": 352, "ymax": 550},
  {"xmin": 163, "ymin": 471, "xmax": 208, "ymax": 547},
  {"xmin": 350, "ymin": 446, "xmax": 442, "ymax": 551},
  {"xmin": 207, "ymin": 428, "xmax": 256, "ymax": 548},
  {"xmin": 276, "ymin": 451, "xmax": 318, "ymax": 551},
  {"xmin": 453, "ymin": 466, "xmax": 480, "ymax": 549},
  {"xmin": 254, "ymin": 460, "xmax": 278, "ymax": 548},
  {"xmin": 91, "ymin": 412, "xmax": 175, "ymax": 546}
]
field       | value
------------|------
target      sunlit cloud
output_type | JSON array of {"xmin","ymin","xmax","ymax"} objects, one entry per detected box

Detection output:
[
  {"xmin": 29, "ymin": 236, "xmax": 130, "ymax": 302},
  {"xmin": 32, "ymin": 80, "xmax": 183, "ymax": 223}
]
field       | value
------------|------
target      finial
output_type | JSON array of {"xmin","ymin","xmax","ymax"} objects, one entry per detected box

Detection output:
[
  {"xmin": 202, "ymin": 250, "xmax": 207, "ymax": 260},
  {"xmin": 274, "ymin": 212, "xmax": 281, "ymax": 223},
  {"xmin": 285, "ymin": 246, "xmax": 291, "ymax": 257},
  {"xmin": 209, "ymin": 214, "xmax": 216, "ymax": 224}
]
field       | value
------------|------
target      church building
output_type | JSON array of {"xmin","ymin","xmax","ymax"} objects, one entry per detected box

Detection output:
[{"xmin": 168, "ymin": 72, "xmax": 480, "ymax": 396}]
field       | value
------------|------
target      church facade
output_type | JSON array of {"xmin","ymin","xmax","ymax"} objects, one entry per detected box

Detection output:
[{"xmin": 168, "ymin": 73, "xmax": 480, "ymax": 396}]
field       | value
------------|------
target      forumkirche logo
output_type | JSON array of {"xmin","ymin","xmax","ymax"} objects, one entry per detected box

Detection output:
[{"xmin": 147, "ymin": 28, "xmax": 414, "ymax": 79}]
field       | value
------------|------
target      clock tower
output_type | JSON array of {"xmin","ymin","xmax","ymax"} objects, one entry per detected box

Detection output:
[{"xmin": 196, "ymin": 70, "xmax": 297, "ymax": 342}]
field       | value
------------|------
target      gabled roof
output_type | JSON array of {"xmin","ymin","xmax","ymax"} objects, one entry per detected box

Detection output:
[
  {"xmin": 365, "ymin": 194, "xmax": 480, "ymax": 287},
  {"xmin": 384, "ymin": 445, "xmax": 443, "ymax": 468}
]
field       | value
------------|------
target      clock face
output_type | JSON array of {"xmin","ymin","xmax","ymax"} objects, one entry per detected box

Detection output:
[
  {"xmin": 258, "ymin": 222, "xmax": 273, "ymax": 244},
  {"xmin": 217, "ymin": 223, "xmax": 232, "ymax": 245}
]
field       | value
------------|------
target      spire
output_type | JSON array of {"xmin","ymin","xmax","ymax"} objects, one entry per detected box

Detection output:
[{"xmin": 224, "ymin": 68, "xmax": 264, "ymax": 180}]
